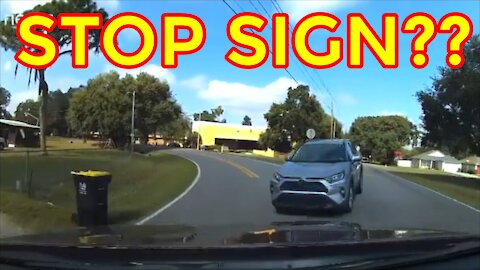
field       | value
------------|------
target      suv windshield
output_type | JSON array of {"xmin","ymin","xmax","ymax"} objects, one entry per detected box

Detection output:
[{"xmin": 291, "ymin": 143, "xmax": 347, "ymax": 163}]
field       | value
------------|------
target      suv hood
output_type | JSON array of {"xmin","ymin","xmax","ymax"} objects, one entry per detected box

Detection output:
[
  {"xmin": 0, "ymin": 221, "xmax": 466, "ymax": 248},
  {"xmin": 279, "ymin": 161, "xmax": 349, "ymax": 178}
]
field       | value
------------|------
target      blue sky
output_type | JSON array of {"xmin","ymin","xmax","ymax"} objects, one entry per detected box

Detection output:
[{"xmin": 0, "ymin": 0, "xmax": 479, "ymax": 130}]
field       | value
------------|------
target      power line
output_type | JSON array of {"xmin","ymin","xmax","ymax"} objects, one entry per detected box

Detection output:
[
  {"xmin": 221, "ymin": 0, "xmax": 299, "ymax": 84},
  {"xmin": 270, "ymin": 0, "xmax": 283, "ymax": 13},
  {"xmin": 223, "ymin": 0, "xmax": 336, "ymax": 129},
  {"xmin": 266, "ymin": 0, "xmax": 331, "ymax": 104},
  {"xmin": 271, "ymin": 0, "xmax": 336, "ymax": 105},
  {"xmin": 231, "ymin": 0, "xmax": 245, "ymax": 13},
  {"xmin": 271, "ymin": 0, "xmax": 294, "ymax": 33},
  {"xmin": 269, "ymin": 0, "xmax": 338, "ymax": 136},
  {"xmin": 256, "ymin": 0, "xmax": 271, "ymax": 17},
  {"xmin": 247, "ymin": 0, "xmax": 262, "ymax": 14}
]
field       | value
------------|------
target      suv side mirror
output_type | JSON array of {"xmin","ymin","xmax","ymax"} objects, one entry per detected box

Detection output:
[{"xmin": 352, "ymin": 156, "xmax": 361, "ymax": 162}]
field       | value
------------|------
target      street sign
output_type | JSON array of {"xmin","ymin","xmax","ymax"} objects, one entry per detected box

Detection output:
[{"xmin": 306, "ymin": 128, "xmax": 316, "ymax": 139}]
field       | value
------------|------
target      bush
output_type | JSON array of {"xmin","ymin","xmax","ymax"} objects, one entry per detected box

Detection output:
[
  {"xmin": 203, "ymin": 145, "xmax": 221, "ymax": 152},
  {"xmin": 467, "ymin": 169, "xmax": 477, "ymax": 175}
]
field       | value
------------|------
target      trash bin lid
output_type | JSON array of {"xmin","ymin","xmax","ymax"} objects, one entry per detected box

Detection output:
[{"xmin": 71, "ymin": 170, "xmax": 111, "ymax": 177}]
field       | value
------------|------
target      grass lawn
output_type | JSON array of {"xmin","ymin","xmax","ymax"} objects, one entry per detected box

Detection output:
[
  {"xmin": 0, "ymin": 150, "xmax": 197, "ymax": 233},
  {"xmin": 46, "ymin": 136, "xmax": 99, "ymax": 150},
  {"xmin": 4, "ymin": 136, "xmax": 100, "ymax": 152},
  {"xmin": 372, "ymin": 164, "xmax": 480, "ymax": 210}
]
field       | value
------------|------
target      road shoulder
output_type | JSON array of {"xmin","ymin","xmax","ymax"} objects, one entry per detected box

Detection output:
[
  {"xmin": 368, "ymin": 164, "xmax": 480, "ymax": 213},
  {"xmin": 0, "ymin": 213, "xmax": 26, "ymax": 238}
]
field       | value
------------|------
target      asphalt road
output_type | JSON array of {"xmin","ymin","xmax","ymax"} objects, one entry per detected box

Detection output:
[{"xmin": 145, "ymin": 149, "xmax": 480, "ymax": 235}]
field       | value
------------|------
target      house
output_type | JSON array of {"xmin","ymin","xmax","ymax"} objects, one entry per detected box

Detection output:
[
  {"xmin": 461, "ymin": 156, "xmax": 480, "ymax": 175},
  {"xmin": 410, "ymin": 150, "xmax": 461, "ymax": 173},
  {"xmin": 0, "ymin": 119, "xmax": 40, "ymax": 148}
]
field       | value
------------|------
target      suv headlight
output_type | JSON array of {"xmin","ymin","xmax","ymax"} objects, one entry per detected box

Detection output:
[
  {"xmin": 273, "ymin": 172, "xmax": 283, "ymax": 182},
  {"xmin": 325, "ymin": 172, "xmax": 345, "ymax": 183}
]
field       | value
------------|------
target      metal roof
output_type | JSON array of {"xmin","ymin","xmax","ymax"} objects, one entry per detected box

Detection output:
[
  {"xmin": 0, "ymin": 119, "xmax": 40, "ymax": 129},
  {"xmin": 411, "ymin": 150, "xmax": 461, "ymax": 164},
  {"xmin": 461, "ymin": 156, "xmax": 480, "ymax": 165}
]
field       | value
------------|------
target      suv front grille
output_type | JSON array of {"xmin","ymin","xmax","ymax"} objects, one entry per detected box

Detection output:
[{"xmin": 280, "ymin": 181, "xmax": 328, "ymax": 193}]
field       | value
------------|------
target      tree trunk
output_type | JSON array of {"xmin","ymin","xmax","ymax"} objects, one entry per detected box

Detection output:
[{"xmin": 38, "ymin": 69, "xmax": 48, "ymax": 155}]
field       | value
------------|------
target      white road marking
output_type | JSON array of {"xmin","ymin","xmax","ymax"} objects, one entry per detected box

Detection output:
[
  {"xmin": 135, "ymin": 155, "xmax": 201, "ymax": 225},
  {"xmin": 373, "ymin": 166, "xmax": 480, "ymax": 214}
]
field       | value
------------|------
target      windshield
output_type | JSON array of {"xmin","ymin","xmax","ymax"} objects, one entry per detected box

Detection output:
[
  {"xmin": 0, "ymin": 0, "xmax": 479, "ymax": 259},
  {"xmin": 291, "ymin": 143, "xmax": 347, "ymax": 163}
]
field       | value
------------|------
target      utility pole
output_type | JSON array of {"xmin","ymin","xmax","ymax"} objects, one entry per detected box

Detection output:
[
  {"xmin": 196, "ymin": 113, "xmax": 201, "ymax": 150},
  {"xmin": 330, "ymin": 100, "xmax": 334, "ymax": 139},
  {"xmin": 130, "ymin": 91, "xmax": 136, "ymax": 153},
  {"xmin": 24, "ymin": 112, "xmax": 39, "ymax": 126},
  {"xmin": 332, "ymin": 101, "xmax": 336, "ymax": 139}
]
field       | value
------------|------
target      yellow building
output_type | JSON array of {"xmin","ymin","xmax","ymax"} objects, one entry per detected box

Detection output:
[{"xmin": 192, "ymin": 121, "xmax": 266, "ymax": 150}]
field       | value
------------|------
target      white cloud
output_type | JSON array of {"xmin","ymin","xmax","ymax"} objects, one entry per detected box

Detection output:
[
  {"xmin": 336, "ymin": 92, "xmax": 357, "ymax": 106},
  {"xmin": 179, "ymin": 75, "xmax": 208, "ymax": 91},
  {"xmin": 7, "ymin": 89, "xmax": 38, "ymax": 112},
  {"xmin": 279, "ymin": 0, "xmax": 357, "ymax": 21},
  {"xmin": 4, "ymin": 75, "xmax": 82, "ymax": 112},
  {"xmin": 198, "ymin": 77, "xmax": 299, "ymax": 124},
  {"xmin": 3, "ymin": 0, "xmax": 118, "ymax": 15},
  {"xmin": 105, "ymin": 64, "xmax": 176, "ymax": 86},
  {"xmin": 3, "ymin": 61, "xmax": 12, "ymax": 71},
  {"xmin": 3, "ymin": 0, "xmax": 50, "ymax": 14},
  {"xmin": 49, "ymin": 76, "xmax": 83, "ymax": 91}
]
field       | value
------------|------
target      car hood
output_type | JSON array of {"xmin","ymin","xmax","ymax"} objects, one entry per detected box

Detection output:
[
  {"xmin": 278, "ymin": 161, "xmax": 349, "ymax": 178},
  {"xmin": 0, "ymin": 221, "xmax": 466, "ymax": 248}
]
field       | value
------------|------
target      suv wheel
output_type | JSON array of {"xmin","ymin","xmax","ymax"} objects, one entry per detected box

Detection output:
[
  {"xmin": 0, "ymin": 143, "xmax": 4, "ymax": 151},
  {"xmin": 340, "ymin": 184, "xmax": 354, "ymax": 213},
  {"xmin": 356, "ymin": 172, "xmax": 363, "ymax": 194}
]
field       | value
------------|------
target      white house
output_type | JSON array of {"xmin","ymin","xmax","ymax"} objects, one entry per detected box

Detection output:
[{"xmin": 410, "ymin": 150, "xmax": 461, "ymax": 173}]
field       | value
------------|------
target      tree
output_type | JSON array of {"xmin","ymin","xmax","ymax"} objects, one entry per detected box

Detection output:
[
  {"xmin": 162, "ymin": 116, "xmax": 191, "ymax": 141},
  {"xmin": 15, "ymin": 99, "xmax": 41, "ymax": 125},
  {"xmin": 48, "ymin": 90, "xmax": 70, "ymax": 136},
  {"xmin": 348, "ymin": 115, "xmax": 415, "ymax": 164},
  {"xmin": 68, "ymin": 72, "xmax": 130, "ymax": 146},
  {"xmin": 68, "ymin": 71, "xmax": 182, "ymax": 146},
  {"xmin": 0, "ymin": 86, "xmax": 12, "ymax": 119},
  {"xmin": 0, "ymin": 0, "xmax": 109, "ymax": 155},
  {"xmin": 417, "ymin": 35, "xmax": 480, "ymax": 157},
  {"xmin": 13, "ymin": 87, "xmax": 82, "ymax": 135},
  {"xmin": 132, "ymin": 72, "xmax": 182, "ymax": 141},
  {"xmin": 320, "ymin": 114, "xmax": 343, "ymax": 138},
  {"xmin": 242, "ymin": 115, "xmax": 252, "ymax": 126},
  {"xmin": 193, "ymin": 106, "xmax": 226, "ymax": 123},
  {"xmin": 259, "ymin": 85, "xmax": 332, "ymax": 152}
]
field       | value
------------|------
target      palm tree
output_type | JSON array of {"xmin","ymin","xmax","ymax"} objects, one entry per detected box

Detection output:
[{"xmin": 0, "ymin": 0, "xmax": 109, "ymax": 155}]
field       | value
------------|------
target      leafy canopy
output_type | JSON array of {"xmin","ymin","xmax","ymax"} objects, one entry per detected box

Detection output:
[
  {"xmin": 259, "ymin": 85, "xmax": 337, "ymax": 152},
  {"xmin": 0, "ymin": 86, "xmax": 12, "ymax": 119},
  {"xmin": 417, "ymin": 35, "xmax": 480, "ymax": 157},
  {"xmin": 348, "ymin": 115, "xmax": 415, "ymax": 164},
  {"xmin": 242, "ymin": 115, "xmax": 252, "ymax": 126},
  {"xmin": 68, "ymin": 71, "xmax": 182, "ymax": 145},
  {"xmin": 193, "ymin": 106, "xmax": 226, "ymax": 123}
]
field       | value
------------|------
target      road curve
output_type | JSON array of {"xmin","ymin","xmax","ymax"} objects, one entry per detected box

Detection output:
[{"xmin": 145, "ymin": 149, "xmax": 480, "ymax": 235}]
